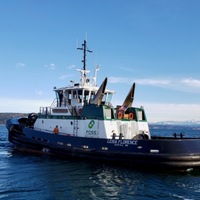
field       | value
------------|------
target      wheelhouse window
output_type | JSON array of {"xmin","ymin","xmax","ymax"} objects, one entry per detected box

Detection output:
[
  {"xmin": 102, "ymin": 94, "xmax": 107, "ymax": 105},
  {"xmin": 106, "ymin": 93, "xmax": 113, "ymax": 105},
  {"xmin": 56, "ymin": 91, "xmax": 64, "ymax": 107},
  {"xmin": 102, "ymin": 93, "xmax": 113, "ymax": 105},
  {"xmin": 90, "ymin": 91, "xmax": 95, "ymax": 101},
  {"xmin": 63, "ymin": 90, "xmax": 68, "ymax": 106},
  {"xmin": 78, "ymin": 90, "xmax": 82, "ymax": 103},
  {"xmin": 68, "ymin": 91, "xmax": 71, "ymax": 105},
  {"xmin": 84, "ymin": 90, "xmax": 90, "ymax": 103},
  {"xmin": 137, "ymin": 110, "xmax": 146, "ymax": 121},
  {"xmin": 73, "ymin": 90, "xmax": 77, "ymax": 99}
]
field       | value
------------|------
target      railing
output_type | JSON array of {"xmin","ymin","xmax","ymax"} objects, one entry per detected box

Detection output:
[
  {"xmin": 51, "ymin": 98, "xmax": 58, "ymax": 108},
  {"xmin": 40, "ymin": 107, "xmax": 52, "ymax": 115},
  {"xmin": 40, "ymin": 98, "xmax": 57, "ymax": 115},
  {"xmin": 39, "ymin": 99, "xmax": 82, "ymax": 116}
]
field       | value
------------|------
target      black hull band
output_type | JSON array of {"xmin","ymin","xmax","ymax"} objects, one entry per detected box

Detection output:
[{"xmin": 7, "ymin": 128, "xmax": 200, "ymax": 170}]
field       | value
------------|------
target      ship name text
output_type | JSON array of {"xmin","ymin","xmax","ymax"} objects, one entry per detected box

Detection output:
[{"xmin": 107, "ymin": 139, "xmax": 138, "ymax": 146}]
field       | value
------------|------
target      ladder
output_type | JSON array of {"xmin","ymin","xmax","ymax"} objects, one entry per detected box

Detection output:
[
  {"xmin": 68, "ymin": 106, "xmax": 78, "ymax": 116},
  {"xmin": 73, "ymin": 117, "xmax": 78, "ymax": 136}
]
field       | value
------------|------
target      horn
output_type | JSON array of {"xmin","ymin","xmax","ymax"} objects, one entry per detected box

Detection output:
[
  {"xmin": 122, "ymin": 83, "xmax": 135, "ymax": 107},
  {"xmin": 90, "ymin": 77, "xmax": 107, "ymax": 105}
]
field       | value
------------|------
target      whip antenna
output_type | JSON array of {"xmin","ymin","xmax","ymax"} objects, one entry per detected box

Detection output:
[{"xmin": 77, "ymin": 39, "xmax": 93, "ymax": 76}]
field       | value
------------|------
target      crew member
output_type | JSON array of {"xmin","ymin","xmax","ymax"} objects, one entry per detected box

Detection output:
[
  {"xmin": 53, "ymin": 125, "xmax": 59, "ymax": 134},
  {"xmin": 59, "ymin": 91, "xmax": 63, "ymax": 107}
]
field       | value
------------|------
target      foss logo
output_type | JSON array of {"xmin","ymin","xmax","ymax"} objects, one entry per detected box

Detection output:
[
  {"xmin": 88, "ymin": 120, "xmax": 95, "ymax": 129},
  {"xmin": 86, "ymin": 120, "xmax": 97, "ymax": 135}
]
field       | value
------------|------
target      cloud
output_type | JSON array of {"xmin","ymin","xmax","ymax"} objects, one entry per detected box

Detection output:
[
  {"xmin": 59, "ymin": 74, "xmax": 73, "ymax": 80},
  {"xmin": 68, "ymin": 65, "xmax": 75, "ymax": 69},
  {"xmin": 181, "ymin": 78, "xmax": 200, "ymax": 87},
  {"xmin": 135, "ymin": 79, "xmax": 171, "ymax": 85},
  {"xmin": 0, "ymin": 97, "xmax": 51, "ymax": 113},
  {"xmin": 35, "ymin": 90, "xmax": 43, "ymax": 95},
  {"xmin": 109, "ymin": 77, "xmax": 171, "ymax": 85},
  {"xmin": 138, "ymin": 102, "xmax": 200, "ymax": 122},
  {"xmin": 15, "ymin": 63, "xmax": 26, "ymax": 68},
  {"xmin": 109, "ymin": 76, "xmax": 200, "ymax": 93},
  {"xmin": 109, "ymin": 77, "xmax": 129, "ymax": 83},
  {"xmin": 49, "ymin": 63, "xmax": 56, "ymax": 70},
  {"xmin": 119, "ymin": 67, "xmax": 134, "ymax": 72},
  {"xmin": 45, "ymin": 63, "xmax": 56, "ymax": 70}
]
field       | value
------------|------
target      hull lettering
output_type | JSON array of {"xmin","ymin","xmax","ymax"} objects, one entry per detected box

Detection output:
[{"xmin": 107, "ymin": 139, "xmax": 138, "ymax": 146}]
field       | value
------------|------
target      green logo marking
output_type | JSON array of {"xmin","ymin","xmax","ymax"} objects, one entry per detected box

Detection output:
[{"xmin": 88, "ymin": 120, "xmax": 95, "ymax": 129}]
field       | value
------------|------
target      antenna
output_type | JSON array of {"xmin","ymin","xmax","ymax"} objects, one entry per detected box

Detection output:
[
  {"xmin": 95, "ymin": 48, "xmax": 98, "ymax": 68},
  {"xmin": 77, "ymin": 39, "xmax": 93, "ymax": 76},
  {"xmin": 94, "ymin": 64, "xmax": 101, "ymax": 86}
]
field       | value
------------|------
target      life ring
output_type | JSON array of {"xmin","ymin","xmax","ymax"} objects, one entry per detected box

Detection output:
[
  {"xmin": 79, "ymin": 108, "xmax": 82, "ymax": 114},
  {"xmin": 118, "ymin": 111, "xmax": 123, "ymax": 119},
  {"xmin": 128, "ymin": 113, "xmax": 134, "ymax": 120}
]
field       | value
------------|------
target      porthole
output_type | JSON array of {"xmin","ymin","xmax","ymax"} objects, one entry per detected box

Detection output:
[
  {"xmin": 81, "ymin": 145, "xmax": 89, "ymax": 149},
  {"xmin": 101, "ymin": 147, "xmax": 108, "ymax": 150}
]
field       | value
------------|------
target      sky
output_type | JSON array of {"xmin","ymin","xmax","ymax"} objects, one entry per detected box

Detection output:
[{"xmin": 0, "ymin": 0, "xmax": 200, "ymax": 122}]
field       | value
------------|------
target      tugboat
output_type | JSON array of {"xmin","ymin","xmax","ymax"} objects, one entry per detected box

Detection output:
[{"xmin": 6, "ymin": 40, "xmax": 200, "ymax": 170}]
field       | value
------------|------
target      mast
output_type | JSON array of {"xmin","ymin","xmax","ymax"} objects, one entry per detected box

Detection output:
[{"xmin": 77, "ymin": 40, "xmax": 93, "ymax": 76}]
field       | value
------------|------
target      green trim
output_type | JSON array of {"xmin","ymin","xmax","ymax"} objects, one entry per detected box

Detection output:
[
  {"xmin": 80, "ymin": 104, "xmax": 105, "ymax": 120},
  {"xmin": 38, "ymin": 114, "xmax": 80, "ymax": 120},
  {"xmin": 135, "ymin": 108, "xmax": 147, "ymax": 122},
  {"xmin": 102, "ymin": 105, "xmax": 116, "ymax": 120},
  {"xmin": 113, "ymin": 106, "xmax": 148, "ymax": 122},
  {"xmin": 37, "ymin": 105, "xmax": 148, "ymax": 122},
  {"xmin": 116, "ymin": 118, "xmax": 137, "ymax": 121}
]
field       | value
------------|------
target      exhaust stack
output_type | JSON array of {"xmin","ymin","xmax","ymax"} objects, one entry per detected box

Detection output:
[
  {"xmin": 118, "ymin": 83, "xmax": 135, "ymax": 113},
  {"xmin": 90, "ymin": 78, "xmax": 107, "ymax": 106},
  {"xmin": 122, "ymin": 82, "xmax": 135, "ymax": 107}
]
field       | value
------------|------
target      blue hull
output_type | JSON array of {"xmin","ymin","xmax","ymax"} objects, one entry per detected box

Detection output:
[{"xmin": 6, "ymin": 117, "xmax": 200, "ymax": 170}]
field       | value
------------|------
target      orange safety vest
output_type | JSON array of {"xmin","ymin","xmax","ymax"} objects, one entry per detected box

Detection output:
[{"xmin": 54, "ymin": 127, "xmax": 59, "ymax": 134}]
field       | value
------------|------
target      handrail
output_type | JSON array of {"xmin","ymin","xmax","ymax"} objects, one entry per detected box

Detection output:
[
  {"xmin": 39, "ymin": 98, "xmax": 57, "ymax": 115},
  {"xmin": 51, "ymin": 98, "xmax": 57, "ymax": 108},
  {"xmin": 40, "ymin": 99, "xmax": 82, "ymax": 116},
  {"xmin": 39, "ymin": 107, "xmax": 52, "ymax": 115}
]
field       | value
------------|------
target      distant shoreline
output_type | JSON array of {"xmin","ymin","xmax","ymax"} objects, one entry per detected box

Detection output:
[
  {"xmin": 149, "ymin": 124, "xmax": 200, "ymax": 130},
  {"xmin": 0, "ymin": 113, "xmax": 28, "ymax": 126}
]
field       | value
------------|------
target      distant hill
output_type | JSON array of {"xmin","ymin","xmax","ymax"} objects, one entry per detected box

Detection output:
[
  {"xmin": 0, "ymin": 113, "xmax": 28, "ymax": 125},
  {"xmin": 149, "ymin": 120, "xmax": 200, "ymax": 130},
  {"xmin": 149, "ymin": 120, "xmax": 200, "ymax": 126},
  {"xmin": 149, "ymin": 124, "xmax": 200, "ymax": 131}
]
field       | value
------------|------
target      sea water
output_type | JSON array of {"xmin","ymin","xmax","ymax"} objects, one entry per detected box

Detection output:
[{"xmin": 1, "ymin": 125, "xmax": 200, "ymax": 200}]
